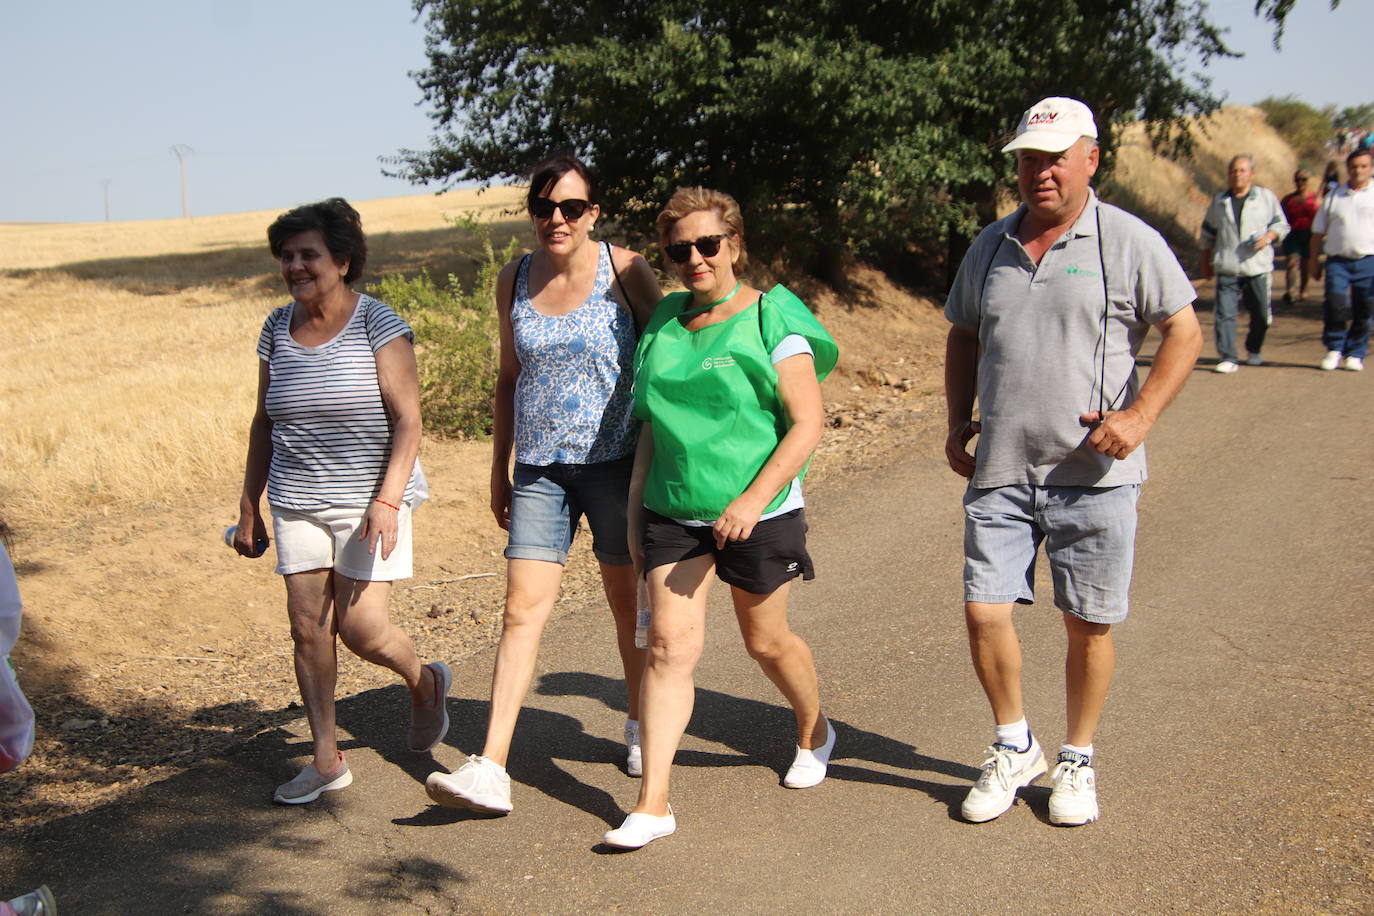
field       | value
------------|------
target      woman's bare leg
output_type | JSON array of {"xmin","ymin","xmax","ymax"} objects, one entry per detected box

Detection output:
[
  {"xmin": 284, "ymin": 569, "xmax": 341, "ymax": 774},
  {"xmin": 599, "ymin": 560, "xmax": 646, "ymax": 721},
  {"xmin": 731, "ymin": 582, "xmax": 826, "ymax": 748},
  {"xmin": 332, "ymin": 574, "xmax": 434, "ymax": 702},
  {"xmin": 632, "ymin": 555, "xmax": 713, "ymax": 816},
  {"xmin": 479, "ymin": 558, "xmax": 564, "ymax": 766}
]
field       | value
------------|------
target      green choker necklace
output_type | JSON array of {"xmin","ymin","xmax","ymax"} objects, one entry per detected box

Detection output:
[{"xmin": 687, "ymin": 281, "xmax": 742, "ymax": 314}]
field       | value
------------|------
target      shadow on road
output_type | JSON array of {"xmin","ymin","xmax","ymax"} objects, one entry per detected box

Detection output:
[
  {"xmin": 536, "ymin": 671, "xmax": 978, "ymax": 813},
  {"xmin": 0, "ymin": 704, "xmax": 464, "ymax": 914},
  {"xmin": 2, "ymin": 666, "xmax": 982, "ymax": 910}
]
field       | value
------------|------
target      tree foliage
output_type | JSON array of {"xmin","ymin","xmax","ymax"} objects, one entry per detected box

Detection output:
[
  {"xmin": 1256, "ymin": 95, "xmax": 1333, "ymax": 161},
  {"xmin": 1331, "ymin": 104, "xmax": 1374, "ymax": 131},
  {"xmin": 393, "ymin": 1, "xmax": 1239, "ymax": 281},
  {"xmin": 1254, "ymin": 0, "xmax": 1340, "ymax": 47}
]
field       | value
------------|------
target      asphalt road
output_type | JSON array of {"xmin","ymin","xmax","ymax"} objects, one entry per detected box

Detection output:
[{"xmin": 4, "ymin": 301, "xmax": 1371, "ymax": 914}]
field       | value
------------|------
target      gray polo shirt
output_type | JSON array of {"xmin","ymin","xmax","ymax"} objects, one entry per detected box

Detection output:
[{"xmin": 945, "ymin": 191, "xmax": 1196, "ymax": 489}]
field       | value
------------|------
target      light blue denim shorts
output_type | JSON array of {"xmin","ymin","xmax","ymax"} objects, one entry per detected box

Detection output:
[
  {"xmin": 506, "ymin": 457, "xmax": 633, "ymax": 566},
  {"xmin": 962, "ymin": 483, "xmax": 1140, "ymax": 624}
]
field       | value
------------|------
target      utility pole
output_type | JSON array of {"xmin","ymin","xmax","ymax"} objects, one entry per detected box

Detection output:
[
  {"xmin": 101, "ymin": 179, "xmax": 112, "ymax": 222},
  {"xmin": 169, "ymin": 144, "xmax": 194, "ymax": 218}
]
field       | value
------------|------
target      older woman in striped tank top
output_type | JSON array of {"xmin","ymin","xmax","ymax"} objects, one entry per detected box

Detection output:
[
  {"xmin": 235, "ymin": 198, "xmax": 451, "ymax": 805},
  {"xmin": 425, "ymin": 155, "xmax": 661, "ymax": 815}
]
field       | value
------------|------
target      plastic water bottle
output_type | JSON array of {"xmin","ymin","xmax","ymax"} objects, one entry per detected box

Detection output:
[
  {"xmin": 633, "ymin": 574, "xmax": 651, "ymax": 649},
  {"xmin": 224, "ymin": 525, "xmax": 269, "ymax": 558}
]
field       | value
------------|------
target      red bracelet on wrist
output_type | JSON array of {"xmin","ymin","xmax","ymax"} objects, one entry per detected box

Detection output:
[{"xmin": 375, "ymin": 498, "xmax": 400, "ymax": 511}]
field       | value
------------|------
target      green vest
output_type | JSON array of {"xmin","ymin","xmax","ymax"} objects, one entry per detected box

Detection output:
[{"xmin": 632, "ymin": 284, "xmax": 839, "ymax": 520}]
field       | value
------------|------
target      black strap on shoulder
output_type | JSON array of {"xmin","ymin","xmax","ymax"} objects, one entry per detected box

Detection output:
[{"xmin": 605, "ymin": 241, "xmax": 637, "ymax": 315}]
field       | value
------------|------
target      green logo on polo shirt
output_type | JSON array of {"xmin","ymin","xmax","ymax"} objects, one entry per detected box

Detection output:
[{"xmin": 1065, "ymin": 264, "xmax": 1100, "ymax": 278}]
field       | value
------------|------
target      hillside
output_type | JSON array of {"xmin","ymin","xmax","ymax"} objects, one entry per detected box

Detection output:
[{"xmin": 1101, "ymin": 105, "xmax": 1299, "ymax": 256}]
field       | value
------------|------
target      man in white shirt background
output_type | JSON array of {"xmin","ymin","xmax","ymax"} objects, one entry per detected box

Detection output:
[{"xmin": 1310, "ymin": 149, "xmax": 1374, "ymax": 371}]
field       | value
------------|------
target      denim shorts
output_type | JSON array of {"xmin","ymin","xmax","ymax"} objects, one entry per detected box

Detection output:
[
  {"xmin": 962, "ymin": 483, "xmax": 1139, "ymax": 624},
  {"xmin": 506, "ymin": 457, "xmax": 633, "ymax": 566},
  {"xmin": 272, "ymin": 503, "xmax": 413, "ymax": 582}
]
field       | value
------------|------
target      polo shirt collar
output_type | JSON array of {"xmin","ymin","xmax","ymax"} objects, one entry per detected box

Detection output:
[{"xmin": 1005, "ymin": 188, "xmax": 1101, "ymax": 242}]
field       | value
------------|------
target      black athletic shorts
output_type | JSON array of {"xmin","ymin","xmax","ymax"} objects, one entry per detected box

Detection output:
[{"xmin": 641, "ymin": 508, "xmax": 815, "ymax": 595}]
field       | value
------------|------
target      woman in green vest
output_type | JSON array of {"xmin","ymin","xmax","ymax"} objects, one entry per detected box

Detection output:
[{"xmin": 602, "ymin": 187, "xmax": 840, "ymax": 849}]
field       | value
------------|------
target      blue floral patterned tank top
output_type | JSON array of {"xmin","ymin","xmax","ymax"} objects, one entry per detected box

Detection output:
[{"xmin": 512, "ymin": 242, "xmax": 638, "ymax": 464}]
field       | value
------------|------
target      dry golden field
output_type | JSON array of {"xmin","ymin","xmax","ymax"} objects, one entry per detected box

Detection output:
[{"xmin": 0, "ymin": 187, "xmax": 526, "ymax": 530}]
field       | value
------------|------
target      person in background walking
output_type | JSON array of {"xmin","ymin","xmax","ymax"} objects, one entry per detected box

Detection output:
[
  {"xmin": 1280, "ymin": 169, "xmax": 1318, "ymax": 304},
  {"xmin": 1311, "ymin": 149, "xmax": 1374, "ymax": 372},
  {"xmin": 1199, "ymin": 155, "xmax": 1288, "ymax": 371}
]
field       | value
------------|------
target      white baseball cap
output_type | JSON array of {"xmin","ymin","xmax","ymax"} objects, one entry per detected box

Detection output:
[{"xmin": 1001, "ymin": 97, "xmax": 1099, "ymax": 153}]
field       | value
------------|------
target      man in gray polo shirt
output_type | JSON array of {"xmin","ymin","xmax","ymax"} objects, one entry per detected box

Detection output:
[{"xmin": 943, "ymin": 97, "xmax": 1201, "ymax": 826}]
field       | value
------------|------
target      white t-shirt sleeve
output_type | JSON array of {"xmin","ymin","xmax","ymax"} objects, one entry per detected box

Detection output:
[{"xmin": 771, "ymin": 334, "xmax": 813, "ymax": 364}]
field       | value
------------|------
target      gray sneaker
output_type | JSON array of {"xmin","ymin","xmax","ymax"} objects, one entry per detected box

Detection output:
[
  {"xmin": 7, "ymin": 885, "xmax": 57, "ymax": 916},
  {"xmin": 408, "ymin": 661, "xmax": 452, "ymax": 753},
  {"xmin": 425, "ymin": 755, "xmax": 512, "ymax": 814},
  {"xmin": 274, "ymin": 752, "xmax": 352, "ymax": 804}
]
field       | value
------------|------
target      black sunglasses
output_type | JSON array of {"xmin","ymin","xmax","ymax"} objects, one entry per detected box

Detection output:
[
  {"xmin": 530, "ymin": 197, "xmax": 592, "ymax": 221},
  {"xmin": 664, "ymin": 234, "xmax": 729, "ymax": 264}
]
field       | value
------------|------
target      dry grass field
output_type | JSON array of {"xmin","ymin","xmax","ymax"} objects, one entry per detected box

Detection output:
[{"xmin": 0, "ymin": 187, "xmax": 527, "ymax": 530}]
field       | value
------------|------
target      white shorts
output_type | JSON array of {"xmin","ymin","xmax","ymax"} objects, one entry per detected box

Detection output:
[{"xmin": 271, "ymin": 504, "xmax": 414, "ymax": 581}]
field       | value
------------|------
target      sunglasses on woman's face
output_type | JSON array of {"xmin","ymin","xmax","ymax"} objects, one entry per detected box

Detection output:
[
  {"xmin": 530, "ymin": 197, "xmax": 591, "ymax": 221},
  {"xmin": 664, "ymin": 234, "xmax": 728, "ymax": 264}
]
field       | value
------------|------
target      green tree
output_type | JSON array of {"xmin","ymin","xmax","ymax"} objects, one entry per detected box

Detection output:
[
  {"xmin": 1256, "ymin": 95, "xmax": 1333, "ymax": 163},
  {"xmin": 1255, "ymin": 0, "xmax": 1341, "ymax": 47},
  {"xmin": 391, "ymin": 1, "xmax": 1244, "ymax": 283},
  {"xmin": 1331, "ymin": 104, "xmax": 1374, "ymax": 131}
]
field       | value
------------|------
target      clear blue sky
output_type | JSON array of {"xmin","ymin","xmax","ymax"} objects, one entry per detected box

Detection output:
[{"xmin": 1, "ymin": 0, "xmax": 1368, "ymax": 224}]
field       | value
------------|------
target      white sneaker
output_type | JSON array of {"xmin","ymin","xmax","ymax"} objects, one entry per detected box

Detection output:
[
  {"xmin": 603, "ymin": 806, "xmax": 676, "ymax": 849},
  {"xmin": 425, "ymin": 755, "xmax": 512, "ymax": 814},
  {"xmin": 625, "ymin": 719, "xmax": 642, "ymax": 777},
  {"xmin": 1342, "ymin": 356, "xmax": 1364, "ymax": 371},
  {"xmin": 1321, "ymin": 350, "xmax": 1343, "ymax": 371},
  {"xmin": 960, "ymin": 737, "xmax": 1047, "ymax": 823},
  {"xmin": 1048, "ymin": 752, "xmax": 1099, "ymax": 826},
  {"xmin": 1246, "ymin": 352, "xmax": 1263, "ymax": 367},
  {"xmin": 783, "ymin": 717, "xmax": 836, "ymax": 788},
  {"xmin": 1213, "ymin": 360, "xmax": 1239, "ymax": 374}
]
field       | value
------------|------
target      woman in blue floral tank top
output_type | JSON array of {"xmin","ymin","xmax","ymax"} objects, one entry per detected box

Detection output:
[{"xmin": 425, "ymin": 155, "xmax": 661, "ymax": 815}]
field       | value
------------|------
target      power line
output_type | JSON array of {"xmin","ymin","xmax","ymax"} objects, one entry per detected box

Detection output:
[{"xmin": 169, "ymin": 144, "xmax": 194, "ymax": 218}]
